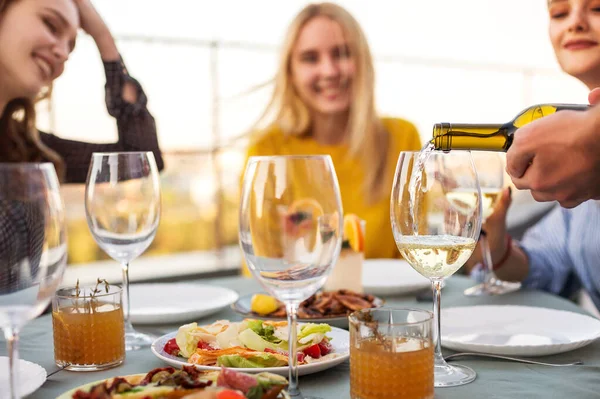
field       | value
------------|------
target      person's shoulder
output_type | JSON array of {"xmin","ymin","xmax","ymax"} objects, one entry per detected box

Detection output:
[
  {"xmin": 251, "ymin": 124, "xmax": 285, "ymax": 142},
  {"xmin": 246, "ymin": 124, "xmax": 287, "ymax": 156},
  {"xmin": 380, "ymin": 117, "xmax": 418, "ymax": 135},
  {"xmin": 380, "ymin": 117, "xmax": 421, "ymax": 150}
]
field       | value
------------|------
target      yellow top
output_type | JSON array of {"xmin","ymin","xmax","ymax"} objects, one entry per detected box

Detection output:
[{"xmin": 243, "ymin": 117, "xmax": 422, "ymax": 259}]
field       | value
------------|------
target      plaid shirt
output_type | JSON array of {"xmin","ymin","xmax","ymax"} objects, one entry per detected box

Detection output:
[
  {"xmin": 40, "ymin": 57, "xmax": 164, "ymax": 183},
  {"xmin": 0, "ymin": 199, "xmax": 45, "ymax": 294},
  {"xmin": 0, "ymin": 59, "xmax": 163, "ymax": 293}
]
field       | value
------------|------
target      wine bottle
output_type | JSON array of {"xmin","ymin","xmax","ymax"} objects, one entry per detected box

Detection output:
[{"xmin": 432, "ymin": 103, "xmax": 588, "ymax": 152}]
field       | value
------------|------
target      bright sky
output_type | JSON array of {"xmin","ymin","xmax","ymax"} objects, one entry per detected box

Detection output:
[{"xmin": 38, "ymin": 0, "xmax": 588, "ymax": 151}]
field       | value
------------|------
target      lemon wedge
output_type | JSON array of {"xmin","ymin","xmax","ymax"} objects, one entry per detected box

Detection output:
[{"xmin": 250, "ymin": 294, "xmax": 279, "ymax": 315}]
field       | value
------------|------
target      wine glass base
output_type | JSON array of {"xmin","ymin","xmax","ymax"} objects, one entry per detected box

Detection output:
[
  {"xmin": 125, "ymin": 331, "xmax": 156, "ymax": 351},
  {"xmin": 435, "ymin": 363, "xmax": 476, "ymax": 387},
  {"xmin": 464, "ymin": 280, "xmax": 521, "ymax": 296}
]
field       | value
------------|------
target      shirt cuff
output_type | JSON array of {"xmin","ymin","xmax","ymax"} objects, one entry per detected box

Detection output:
[{"xmin": 103, "ymin": 57, "xmax": 148, "ymax": 118}]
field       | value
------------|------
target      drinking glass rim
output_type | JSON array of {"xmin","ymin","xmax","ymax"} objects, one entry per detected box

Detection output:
[
  {"xmin": 247, "ymin": 155, "xmax": 333, "ymax": 162},
  {"xmin": 349, "ymin": 307, "xmax": 433, "ymax": 326},
  {"xmin": 91, "ymin": 151, "xmax": 153, "ymax": 157},
  {"xmin": 55, "ymin": 285, "xmax": 122, "ymax": 299},
  {"xmin": 399, "ymin": 150, "xmax": 474, "ymax": 156},
  {"xmin": 0, "ymin": 162, "xmax": 55, "ymax": 170}
]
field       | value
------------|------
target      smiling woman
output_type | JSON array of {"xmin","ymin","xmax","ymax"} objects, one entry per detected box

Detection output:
[
  {"xmin": 548, "ymin": 0, "xmax": 600, "ymax": 89},
  {"xmin": 243, "ymin": 2, "xmax": 422, "ymax": 260},
  {"xmin": 0, "ymin": 0, "xmax": 163, "ymax": 183}
]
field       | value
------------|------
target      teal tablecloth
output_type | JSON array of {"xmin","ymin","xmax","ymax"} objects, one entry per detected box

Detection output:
[{"xmin": 2, "ymin": 276, "xmax": 599, "ymax": 399}]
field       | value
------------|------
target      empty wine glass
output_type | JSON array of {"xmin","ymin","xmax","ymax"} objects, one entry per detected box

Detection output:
[
  {"xmin": 391, "ymin": 150, "xmax": 482, "ymax": 387},
  {"xmin": 0, "ymin": 163, "xmax": 67, "ymax": 399},
  {"xmin": 85, "ymin": 152, "xmax": 160, "ymax": 350},
  {"xmin": 463, "ymin": 152, "xmax": 520, "ymax": 296},
  {"xmin": 239, "ymin": 155, "xmax": 342, "ymax": 398}
]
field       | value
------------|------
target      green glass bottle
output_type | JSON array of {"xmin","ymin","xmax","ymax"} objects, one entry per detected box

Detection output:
[{"xmin": 433, "ymin": 104, "xmax": 589, "ymax": 152}]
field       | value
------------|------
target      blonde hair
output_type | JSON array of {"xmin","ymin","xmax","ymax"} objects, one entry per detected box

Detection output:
[
  {"xmin": 0, "ymin": 0, "xmax": 66, "ymax": 180},
  {"xmin": 256, "ymin": 2, "xmax": 388, "ymax": 204}
]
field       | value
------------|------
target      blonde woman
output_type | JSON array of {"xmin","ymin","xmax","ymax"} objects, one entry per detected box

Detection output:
[
  {"xmin": 245, "ymin": 2, "xmax": 421, "ymax": 259},
  {"xmin": 0, "ymin": 0, "xmax": 164, "ymax": 183}
]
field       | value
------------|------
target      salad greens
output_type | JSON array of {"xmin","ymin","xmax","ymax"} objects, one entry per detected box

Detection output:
[
  {"xmin": 217, "ymin": 353, "xmax": 287, "ymax": 368},
  {"xmin": 173, "ymin": 319, "xmax": 334, "ymax": 367}
]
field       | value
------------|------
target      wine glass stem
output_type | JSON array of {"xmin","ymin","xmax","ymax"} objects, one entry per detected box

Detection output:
[
  {"xmin": 121, "ymin": 261, "xmax": 132, "ymax": 329},
  {"xmin": 432, "ymin": 279, "xmax": 446, "ymax": 367},
  {"xmin": 481, "ymin": 232, "xmax": 495, "ymax": 286},
  {"xmin": 285, "ymin": 302, "xmax": 300, "ymax": 397},
  {"xmin": 4, "ymin": 327, "xmax": 20, "ymax": 399}
]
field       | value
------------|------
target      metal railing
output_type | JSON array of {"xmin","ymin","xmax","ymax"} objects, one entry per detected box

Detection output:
[{"xmin": 50, "ymin": 35, "xmax": 562, "ymax": 257}]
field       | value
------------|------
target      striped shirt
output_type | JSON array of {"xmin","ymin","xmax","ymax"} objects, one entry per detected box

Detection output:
[{"xmin": 519, "ymin": 201, "xmax": 600, "ymax": 310}]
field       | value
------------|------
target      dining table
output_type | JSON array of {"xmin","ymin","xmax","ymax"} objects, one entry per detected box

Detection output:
[{"xmin": 2, "ymin": 274, "xmax": 599, "ymax": 399}]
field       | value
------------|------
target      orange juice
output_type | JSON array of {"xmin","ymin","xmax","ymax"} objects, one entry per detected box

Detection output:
[
  {"xmin": 52, "ymin": 303, "xmax": 124, "ymax": 368},
  {"xmin": 350, "ymin": 337, "xmax": 434, "ymax": 399}
]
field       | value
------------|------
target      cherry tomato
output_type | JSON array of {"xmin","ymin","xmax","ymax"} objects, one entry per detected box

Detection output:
[
  {"xmin": 197, "ymin": 341, "xmax": 215, "ymax": 350},
  {"xmin": 163, "ymin": 338, "xmax": 180, "ymax": 356},
  {"xmin": 217, "ymin": 389, "xmax": 246, "ymax": 399},
  {"xmin": 318, "ymin": 339, "xmax": 332, "ymax": 356},
  {"xmin": 302, "ymin": 344, "xmax": 321, "ymax": 359}
]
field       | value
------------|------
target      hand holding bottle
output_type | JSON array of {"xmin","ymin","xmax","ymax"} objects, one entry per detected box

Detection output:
[
  {"xmin": 506, "ymin": 98, "xmax": 600, "ymax": 208},
  {"xmin": 464, "ymin": 187, "xmax": 512, "ymax": 272}
]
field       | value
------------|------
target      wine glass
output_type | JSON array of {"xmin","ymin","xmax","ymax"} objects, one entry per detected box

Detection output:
[
  {"xmin": 391, "ymin": 150, "xmax": 482, "ymax": 387},
  {"xmin": 464, "ymin": 152, "xmax": 520, "ymax": 296},
  {"xmin": 0, "ymin": 163, "xmax": 67, "ymax": 399},
  {"xmin": 239, "ymin": 155, "xmax": 343, "ymax": 398},
  {"xmin": 85, "ymin": 152, "xmax": 160, "ymax": 351}
]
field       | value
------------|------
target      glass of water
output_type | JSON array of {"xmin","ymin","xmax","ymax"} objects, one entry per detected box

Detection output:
[
  {"xmin": 239, "ymin": 155, "xmax": 343, "ymax": 398},
  {"xmin": 85, "ymin": 152, "xmax": 161, "ymax": 350}
]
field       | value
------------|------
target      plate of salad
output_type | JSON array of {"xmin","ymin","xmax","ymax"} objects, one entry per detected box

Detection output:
[{"xmin": 151, "ymin": 319, "xmax": 349, "ymax": 376}]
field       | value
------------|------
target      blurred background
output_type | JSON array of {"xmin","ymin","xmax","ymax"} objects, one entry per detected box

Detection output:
[{"xmin": 39, "ymin": 0, "xmax": 588, "ymax": 278}]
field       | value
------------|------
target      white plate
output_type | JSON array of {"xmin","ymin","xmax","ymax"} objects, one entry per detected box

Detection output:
[
  {"xmin": 129, "ymin": 283, "xmax": 239, "ymax": 324},
  {"xmin": 362, "ymin": 259, "xmax": 431, "ymax": 295},
  {"xmin": 151, "ymin": 327, "xmax": 349, "ymax": 376},
  {"xmin": 441, "ymin": 305, "xmax": 600, "ymax": 357},
  {"xmin": 0, "ymin": 357, "xmax": 46, "ymax": 399}
]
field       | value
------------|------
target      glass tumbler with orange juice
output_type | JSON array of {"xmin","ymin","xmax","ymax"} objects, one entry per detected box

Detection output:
[
  {"xmin": 349, "ymin": 308, "xmax": 434, "ymax": 399},
  {"xmin": 52, "ymin": 283, "xmax": 125, "ymax": 371}
]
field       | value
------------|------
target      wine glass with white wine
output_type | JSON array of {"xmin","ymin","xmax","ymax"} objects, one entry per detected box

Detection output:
[
  {"xmin": 463, "ymin": 152, "xmax": 520, "ymax": 296},
  {"xmin": 239, "ymin": 155, "xmax": 343, "ymax": 398},
  {"xmin": 85, "ymin": 152, "xmax": 161, "ymax": 351},
  {"xmin": 391, "ymin": 150, "xmax": 482, "ymax": 387}
]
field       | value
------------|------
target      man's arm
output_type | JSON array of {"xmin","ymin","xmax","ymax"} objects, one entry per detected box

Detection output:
[{"xmin": 506, "ymin": 94, "xmax": 600, "ymax": 208}]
